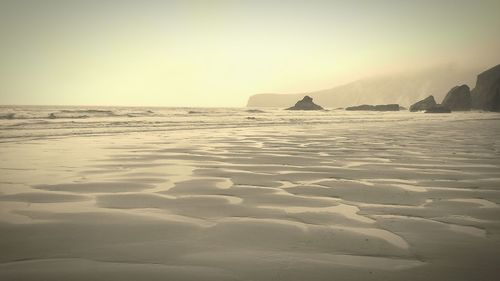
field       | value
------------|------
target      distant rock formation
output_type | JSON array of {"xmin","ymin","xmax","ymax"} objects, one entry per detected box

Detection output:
[
  {"xmin": 425, "ymin": 105, "xmax": 451, "ymax": 113},
  {"xmin": 286, "ymin": 96, "xmax": 323, "ymax": 110},
  {"xmin": 247, "ymin": 64, "xmax": 480, "ymax": 108},
  {"xmin": 409, "ymin": 95, "xmax": 437, "ymax": 112},
  {"xmin": 248, "ymin": 63, "xmax": 500, "ymax": 111},
  {"xmin": 345, "ymin": 104, "xmax": 399, "ymax": 111},
  {"xmin": 442, "ymin": 85, "xmax": 471, "ymax": 111},
  {"xmin": 471, "ymin": 64, "xmax": 500, "ymax": 112}
]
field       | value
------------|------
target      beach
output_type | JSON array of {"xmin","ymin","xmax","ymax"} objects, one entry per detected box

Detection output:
[{"xmin": 1, "ymin": 107, "xmax": 499, "ymax": 280}]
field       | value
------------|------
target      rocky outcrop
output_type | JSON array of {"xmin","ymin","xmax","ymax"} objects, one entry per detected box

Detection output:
[
  {"xmin": 425, "ymin": 105, "xmax": 451, "ymax": 113},
  {"xmin": 409, "ymin": 96, "xmax": 437, "ymax": 112},
  {"xmin": 286, "ymin": 96, "xmax": 323, "ymax": 110},
  {"xmin": 442, "ymin": 85, "xmax": 471, "ymax": 111},
  {"xmin": 345, "ymin": 104, "xmax": 399, "ymax": 111},
  {"xmin": 471, "ymin": 64, "xmax": 500, "ymax": 112}
]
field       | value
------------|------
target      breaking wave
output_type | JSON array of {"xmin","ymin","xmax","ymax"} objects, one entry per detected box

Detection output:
[{"xmin": 0, "ymin": 109, "xmax": 157, "ymax": 120}]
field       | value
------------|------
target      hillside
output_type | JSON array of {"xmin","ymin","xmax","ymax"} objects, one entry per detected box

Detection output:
[{"xmin": 247, "ymin": 64, "xmax": 481, "ymax": 108}]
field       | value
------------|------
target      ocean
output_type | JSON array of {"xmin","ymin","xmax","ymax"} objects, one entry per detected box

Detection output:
[{"xmin": 0, "ymin": 105, "xmax": 495, "ymax": 143}]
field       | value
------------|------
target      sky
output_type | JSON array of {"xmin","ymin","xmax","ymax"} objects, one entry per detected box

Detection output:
[{"xmin": 1, "ymin": 0, "xmax": 499, "ymax": 107}]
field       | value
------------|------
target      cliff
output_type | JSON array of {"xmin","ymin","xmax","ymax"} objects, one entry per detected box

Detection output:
[{"xmin": 471, "ymin": 64, "xmax": 500, "ymax": 111}]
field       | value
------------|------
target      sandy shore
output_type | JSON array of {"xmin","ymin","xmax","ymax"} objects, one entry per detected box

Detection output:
[{"xmin": 1, "ymin": 112, "xmax": 500, "ymax": 280}]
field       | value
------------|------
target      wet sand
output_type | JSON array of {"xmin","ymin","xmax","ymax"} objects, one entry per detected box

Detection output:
[{"xmin": 1, "ymin": 112, "xmax": 500, "ymax": 280}]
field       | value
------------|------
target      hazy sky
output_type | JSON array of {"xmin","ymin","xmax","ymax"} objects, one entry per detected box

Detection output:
[{"xmin": 1, "ymin": 0, "xmax": 499, "ymax": 107}]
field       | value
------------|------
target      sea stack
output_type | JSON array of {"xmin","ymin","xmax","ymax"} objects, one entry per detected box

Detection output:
[
  {"xmin": 410, "ymin": 96, "xmax": 437, "ymax": 112},
  {"xmin": 345, "ymin": 104, "xmax": 399, "ymax": 111},
  {"xmin": 286, "ymin": 96, "xmax": 323, "ymax": 110},
  {"xmin": 442, "ymin": 85, "xmax": 471, "ymax": 111},
  {"xmin": 471, "ymin": 64, "xmax": 500, "ymax": 112}
]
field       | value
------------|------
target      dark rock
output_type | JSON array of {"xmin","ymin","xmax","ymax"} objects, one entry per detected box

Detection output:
[
  {"xmin": 345, "ymin": 104, "xmax": 399, "ymax": 111},
  {"xmin": 409, "ymin": 95, "xmax": 437, "ymax": 112},
  {"xmin": 346, "ymin": 105, "xmax": 372, "ymax": 111},
  {"xmin": 286, "ymin": 96, "xmax": 323, "ymax": 110},
  {"xmin": 471, "ymin": 64, "xmax": 500, "ymax": 111},
  {"xmin": 425, "ymin": 105, "xmax": 451, "ymax": 113},
  {"xmin": 442, "ymin": 85, "xmax": 471, "ymax": 111},
  {"xmin": 374, "ymin": 104, "xmax": 399, "ymax": 111}
]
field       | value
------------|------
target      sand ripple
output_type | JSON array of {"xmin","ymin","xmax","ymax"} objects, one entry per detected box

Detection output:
[{"xmin": 1, "ymin": 113, "xmax": 499, "ymax": 280}]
